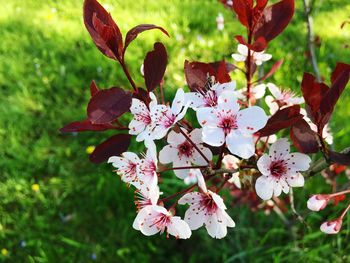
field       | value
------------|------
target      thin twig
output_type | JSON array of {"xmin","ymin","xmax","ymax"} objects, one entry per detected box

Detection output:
[{"xmin": 289, "ymin": 188, "xmax": 310, "ymax": 229}]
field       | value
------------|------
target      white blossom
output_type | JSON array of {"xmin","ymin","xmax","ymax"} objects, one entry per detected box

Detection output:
[
  {"xmin": 255, "ymin": 138, "xmax": 311, "ymax": 200},
  {"xmin": 232, "ymin": 44, "xmax": 272, "ymax": 66},
  {"xmin": 320, "ymin": 219, "xmax": 342, "ymax": 234},
  {"xmin": 307, "ymin": 195, "xmax": 329, "ymax": 212}
]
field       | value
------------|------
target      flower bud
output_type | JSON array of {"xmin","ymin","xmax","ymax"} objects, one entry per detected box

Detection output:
[
  {"xmin": 320, "ymin": 219, "xmax": 342, "ymax": 234},
  {"xmin": 307, "ymin": 195, "xmax": 329, "ymax": 211}
]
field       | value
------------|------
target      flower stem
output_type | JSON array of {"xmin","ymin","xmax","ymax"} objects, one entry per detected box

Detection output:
[
  {"xmin": 340, "ymin": 202, "xmax": 350, "ymax": 220},
  {"xmin": 120, "ymin": 60, "xmax": 139, "ymax": 93}
]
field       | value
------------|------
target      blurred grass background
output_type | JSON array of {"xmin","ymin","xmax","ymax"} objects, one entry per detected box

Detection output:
[{"xmin": 1, "ymin": 0, "xmax": 350, "ymax": 262}]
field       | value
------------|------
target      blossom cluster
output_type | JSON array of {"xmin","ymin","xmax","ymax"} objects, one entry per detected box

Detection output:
[{"xmin": 61, "ymin": 0, "xmax": 350, "ymax": 239}]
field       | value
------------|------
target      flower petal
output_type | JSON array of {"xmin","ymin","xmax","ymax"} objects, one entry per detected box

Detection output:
[
  {"xmin": 226, "ymin": 132, "xmax": 255, "ymax": 159},
  {"xmin": 286, "ymin": 152, "xmax": 311, "ymax": 171},
  {"xmin": 202, "ymin": 126, "xmax": 225, "ymax": 147},
  {"xmin": 159, "ymin": 145, "xmax": 177, "ymax": 164},
  {"xmin": 257, "ymin": 154, "xmax": 271, "ymax": 175},
  {"xmin": 269, "ymin": 138, "xmax": 290, "ymax": 160},
  {"xmin": 286, "ymin": 172, "xmax": 305, "ymax": 187},
  {"xmin": 167, "ymin": 130, "xmax": 186, "ymax": 145},
  {"xmin": 167, "ymin": 217, "xmax": 192, "ymax": 239},
  {"xmin": 255, "ymin": 176, "xmax": 274, "ymax": 200},
  {"xmin": 218, "ymin": 91, "xmax": 240, "ymax": 112},
  {"xmin": 237, "ymin": 106, "xmax": 268, "ymax": 134}
]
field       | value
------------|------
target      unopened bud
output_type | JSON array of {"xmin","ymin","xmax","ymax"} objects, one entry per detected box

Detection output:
[{"xmin": 307, "ymin": 195, "xmax": 329, "ymax": 211}]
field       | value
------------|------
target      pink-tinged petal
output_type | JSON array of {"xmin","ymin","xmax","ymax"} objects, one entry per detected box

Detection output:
[
  {"xmin": 213, "ymin": 81, "xmax": 236, "ymax": 96},
  {"xmin": 265, "ymin": 95, "xmax": 279, "ymax": 114},
  {"xmin": 237, "ymin": 106, "xmax": 268, "ymax": 134},
  {"xmin": 255, "ymin": 176, "xmax": 274, "ymax": 200},
  {"xmin": 130, "ymin": 98, "xmax": 147, "ymax": 114},
  {"xmin": 210, "ymin": 191, "xmax": 227, "ymax": 210},
  {"xmin": 223, "ymin": 154, "xmax": 240, "ymax": 170},
  {"xmin": 280, "ymin": 179, "xmax": 290, "ymax": 194},
  {"xmin": 159, "ymin": 145, "xmax": 177, "ymax": 164},
  {"xmin": 149, "ymin": 92, "xmax": 158, "ymax": 107},
  {"xmin": 286, "ymin": 172, "xmax": 305, "ymax": 187},
  {"xmin": 226, "ymin": 132, "xmax": 255, "ymax": 159},
  {"xmin": 307, "ymin": 195, "xmax": 328, "ymax": 211},
  {"xmin": 174, "ymin": 104, "xmax": 189, "ymax": 123},
  {"xmin": 133, "ymin": 206, "xmax": 160, "ymax": 236},
  {"xmin": 196, "ymin": 107, "xmax": 216, "ymax": 127},
  {"xmin": 288, "ymin": 97, "xmax": 304, "ymax": 105},
  {"xmin": 267, "ymin": 83, "xmax": 282, "ymax": 99},
  {"xmin": 205, "ymin": 210, "xmax": 228, "ymax": 239},
  {"xmin": 192, "ymin": 146, "xmax": 212, "ymax": 166},
  {"xmin": 173, "ymin": 158, "xmax": 191, "ymax": 179},
  {"xmin": 202, "ymin": 126, "xmax": 225, "ymax": 147},
  {"xmin": 150, "ymin": 125, "xmax": 169, "ymax": 140},
  {"xmin": 196, "ymin": 171, "xmax": 207, "ymax": 192},
  {"xmin": 167, "ymin": 217, "xmax": 192, "ymax": 239},
  {"xmin": 174, "ymin": 169, "xmax": 191, "ymax": 179},
  {"xmin": 256, "ymin": 53, "xmax": 272, "ymax": 62},
  {"xmin": 167, "ymin": 130, "xmax": 186, "ymax": 145},
  {"xmin": 320, "ymin": 220, "xmax": 342, "ymax": 234},
  {"xmin": 178, "ymin": 192, "xmax": 202, "ymax": 205},
  {"xmin": 171, "ymin": 88, "xmax": 185, "ymax": 115},
  {"xmin": 189, "ymin": 128, "xmax": 203, "ymax": 144},
  {"xmin": 269, "ymin": 138, "xmax": 290, "ymax": 160},
  {"xmin": 286, "ymin": 152, "xmax": 311, "ymax": 171},
  {"xmin": 257, "ymin": 154, "xmax": 271, "ymax": 175},
  {"xmin": 237, "ymin": 44, "xmax": 248, "ymax": 56},
  {"xmin": 217, "ymin": 91, "xmax": 240, "ymax": 112},
  {"xmin": 185, "ymin": 92, "xmax": 205, "ymax": 109},
  {"xmin": 129, "ymin": 119, "xmax": 146, "ymax": 135},
  {"xmin": 122, "ymin": 152, "xmax": 140, "ymax": 162},
  {"xmin": 273, "ymin": 181, "xmax": 282, "ymax": 197},
  {"xmin": 223, "ymin": 211, "xmax": 236, "ymax": 228},
  {"xmin": 183, "ymin": 204, "xmax": 206, "ymax": 230}
]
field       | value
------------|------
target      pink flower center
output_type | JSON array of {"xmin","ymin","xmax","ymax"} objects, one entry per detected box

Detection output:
[
  {"xmin": 269, "ymin": 160, "xmax": 287, "ymax": 178},
  {"xmin": 159, "ymin": 110, "xmax": 176, "ymax": 128},
  {"xmin": 203, "ymin": 91, "xmax": 218, "ymax": 107},
  {"xmin": 200, "ymin": 194, "xmax": 218, "ymax": 215},
  {"xmin": 151, "ymin": 213, "xmax": 171, "ymax": 232},
  {"xmin": 218, "ymin": 114, "xmax": 238, "ymax": 134},
  {"xmin": 177, "ymin": 141, "xmax": 194, "ymax": 158},
  {"xmin": 135, "ymin": 111, "xmax": 151, "ymax": 125}
]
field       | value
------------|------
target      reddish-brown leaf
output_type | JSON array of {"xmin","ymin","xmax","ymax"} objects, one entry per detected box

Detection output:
[
  {"xmin": 90, "ymin": 134, "xmax": 131, "ymax": 163},
  {"xmin": 184, "ymin": 60, "xmax": 231, "ymax": 92},
  {"xmin": 124, "ymin": 24, "xmax": 169, "ymax": 55},
  {"xmin": 328, "ymin": 150, "xmax": 350, "ymax": 166},
  {"xmin": 144, "ymin": 42, "xmax": 168, "ymax": 92},
  {"xmin": 256, "ymin": 59, "xmax": 283, "ymax": 82},
  {"xmin": 60, "ymin": 119, "xmax": 115, "ymax": 133},
  {"xmin": 256, "ymin": 105, "xmax": 302, "ymax": 137},
  {"xmin": 290, "ymin": 119, "xmax": 319, "ymax": 154},
  {"xmin": 83, "ymin": 0, "xmax": 123, "ymax": 60},
  {"xmin": 235, "ymin": 35, "xmax": 267, "ymax": 52},
  {"xmin": 232, "ymin": 0, "xmax": 253, "ymax": 28},
  {"xmin": 254, "ymin": 0, "xmax": 295, "ymax": 42},
  {"xmin": 90, "ymin": 80, "xmax": 100, "ymax": 97},
  {"xmin": 87, "ymin": 87, "xmax": 132, "ymax": 124}
]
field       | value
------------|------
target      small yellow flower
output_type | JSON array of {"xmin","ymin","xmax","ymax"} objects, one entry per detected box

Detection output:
[
  {"xmin": 1, "ymin": 248, "xmax": 8, "ymax": 256},
  {"xmin": 86, "ymin": 146, "xmax": 95, "ymax": 154},
  {"xmin": 31, "ymin": 184, "xmax": 40, "ymax": 192}
]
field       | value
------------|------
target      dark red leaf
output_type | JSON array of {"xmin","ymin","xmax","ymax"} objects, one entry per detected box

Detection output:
[
  {"xmin": 184, "ymin": 60, "xmax": 231, "ymax": 92},
  {"xmin": 60, "ymin": 119, "xmax": 115, "ymax": 133},
  {"xmin": 328, "ymin": 150, "xmax": 350, "ymax": 166},
  {"xmin": 90, "ymin": 80, "xmax": 100, "ymax": 97},
  {"xmin": 290, "ymin": 119, "xmax": 319, "ymax": 154},
  {"xmin": 144, "ymin": 42, "xmax": 168, "ymax": 92},
  {"xmin": 256, "ymin": 105, "xmax": 302, "ymax": 137},
  {"xmin": 254, "ymin": 0, "xmax": 295, "ymax": 42},
  {"xmin": 83, "ymin": 0, "xmax": 123, "ymax": 60},
  {"xmin": 124, "ymin": 24, "xmax": 169, "ymax": 55},
  {"xmin": 133, "ymin": 88, "xmax": 150, "ymax": 105},
  {"xmin": 89, "ymin": 134, "xmax": 131, "ymax": 163},
  {"xmin": 256, "ymin": 59, "xmax": 283, "ymax": 82},
  {"xmin": 87, "ymin": 87, "xmax": 132, "ymax": 124},
  {"xmin": 235, "ymin": 35, "xmax": 267, "ymax": 52},
  {"xmin": 320, "ymin": 63, "xmax": 350, "ymax": 126},
  {"xmin": 232, "ymin": 0, "xmax": 253, "ymax": 28}
]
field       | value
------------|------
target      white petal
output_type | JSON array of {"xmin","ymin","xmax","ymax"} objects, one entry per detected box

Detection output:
[
  {"xmin": 192, "ymin": 146, "xmax": 212, "ymax": 165},
  {"xmin": 265, "ymin": 95, "xmax": 279, "ymax": 114},
  {"xmin": 237, "ymin": 106, "xmax": 268, "ymax": 134},
  {"xmin": 273, "ymin": 181, "xmax": 282, "ymax": 197},
  {"xmin": 167, "ymin": 217, "xmax": 192, "ymax": 239},
  {"xmin": 217, "ymin": 91, "xmax": 240, "ymax": 112},
  {"xmin": 159, "ymin": 145, "xmax": 177, "ymax": 164},
  {"xmin": 286, "ymin": 172, "xmax": 305, "ymax": 187},
  {"xmin": 213, "ymin": 81, "xmax": 236, "ymax": 96},
  {"xmin": 210, "ymin": 191, "xmax": 227, "ymax": 210},
  {"xmin": 196, "ymin": 107, "xmax": 216, "ymax": 127},
  {"xmin": 205, "ymin": 210, "xmax": 228, "ymax": 239},
  {"xmin": 255, "ymin": 176, "xmax": 274, "ymax": 200},
  {"xmin": 257, "ymin": 154, "xmax": 271, "ymax": 175},
  {"xmin": 267, "ymin": 83, "xmax": 282, "ymax": 99},
  {"xmin": 237, "ymin": 44, "xmax": 248, "ymax": 56},
  {"xmin": 183, "ymin": 204, "xmax": 206, "ymax": 230},
  {"xmin": 269, "ymin": 138, "xmax": 290, "ymax": 160},
  {"xmin": 178, "ymin": 192, "xmax": 202, "ymax": 205},
  {"xmin": 196, "ymin": 171, "xmax": 207, "ymax": 192},
  {"xmin": 130, "ymin": 98, "xmax": 147, "ymax": 114},
  {"xmin": 171, "ymin": 88, "xmax": 185, "ymax": 114},
  {"xmin": 189, "ymin": 128, "xmax": 203, "ymax": 144},
  {"xmin": 226, "ymin": 132, "xmax": 255, "ymax": 159},
  {"xmin": 185, "ymin": 92, "xmax": 205, "ymax": 109},
  {"xmin": 232, "ymin": 54, "xmax": 246, "ymax": 62},
  {"xmin": 167, "ymin": 130, "xmax": 186, "ymax": 145},
  {"xmin": 286, "ymin": 152, "xmax": 311, "ymax": 171},
  {"xmin": 133, "ymin": 206, "xmax": 160, "ymax": 236},
  {"xmin": 202, "ymin": 126, "xmax": 225, "ymax": 146},
  {"xmin": 252, "ymin": 84, "xmax": 266, "ymax": 99},
  {"xmin": 320, "ymin": 221, "xmax": 341, "ymax": 234}
]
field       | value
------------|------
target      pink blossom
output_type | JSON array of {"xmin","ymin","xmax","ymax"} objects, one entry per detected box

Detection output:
[
  {"xmin": 320, "ymin": 219, "xmax": 342, "ymax": 234},
  {"xmin": 307, "ymin": 195, "xmax": 329, "ymax": 212},
  {"xmin": 198, "ymin": 91, "xmax": 268, "ymax": 159},
  {"xmin": 232, "ymin": 44, "xmax": 272, "ymax": 66},
  {"xmin": 255, "ymin": 138, "xmax": 311, "ymax": 200},
  {"xmin": 108, "ymin": 152, "xmax": 140, "ymax": 186}
]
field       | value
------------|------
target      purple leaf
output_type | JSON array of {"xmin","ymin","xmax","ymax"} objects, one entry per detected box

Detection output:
[
  {"xmin": 90, "ymin": 80, "xmax": 100, "ymax": 97},
  {"xmin": 290, "ymin": 119, "xmax": 319, "ymax": 154},
  {"xmin": 144, "ymin": 42, "xmax": 168, "ymax": 92},
  {"xmin": 90, "ymin": 134, "xmax": 131, "ymax": 163},
  {"xmin": 87, "ymin": 87, "xmax": 132, "ymax": 124},
  {"xmin": 60, "ymin": 119, "xmax": 116, "ymax": 133}
]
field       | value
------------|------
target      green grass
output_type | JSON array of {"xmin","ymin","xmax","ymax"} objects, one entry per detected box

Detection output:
[{"xmin": 1, "ymin": 0, "xmax": 350, "ymax": 262}]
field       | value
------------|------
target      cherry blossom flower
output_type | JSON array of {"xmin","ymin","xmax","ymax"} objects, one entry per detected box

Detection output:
[
  {"xmin": 178, "ymin": 171, "xmax": 235, "ymax": 239},
  {"xmin": 185, "ymin": 80, "xmax": 236, "ymax": 110},
  {"xmin": 108, "ymin": 152, "xmax": 140, "ymax": 186},
  {"xmin": 265, "ymin": 83, "xmax": 304, "ymax": 114},
  {"xmin": 159, "ymin": 128, "xmax": 212, "ymax": 178},
  {"xmin": 183, "ymin": 169, "xmax": 201, "ymax": 185},
  {"xmin": 134, "ymin": 175, "xmax": 160, "ymax": 211},
  {"xmin": 197, "ymin": 91, "xmax": 268, "ymax": 159},
  {"xmin": 255, "ymin": 138, "xmax": 311, "ymax": 200},
  {"xmin": 129, "ymin": 93, "xmax": 157, "ymax": 142},
  {"xmin": 307, "ymin": 195, "xmax": 329, "ymax": 212},
  {"xmin": 320, "ymin": 219, "xmax": 342, "ymax": 234},
  {"xmin": 232, "ymin": 44, "xmax": 272, "ymax": 66},
  {"xmin": 235, "ymin": 84, "xmax": 266, "ymax": 100},
  {"xmin": 223, "ymin": 155, "xmax": 241, "ymax": 188},
  {"xmin": 133, "ymin": 205, "xmax": 191, "ymax": 239},
  {"xmin": 149, "ymin": 88, "xmax": 188, "ymax": 140}
]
